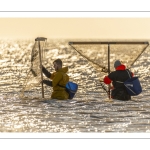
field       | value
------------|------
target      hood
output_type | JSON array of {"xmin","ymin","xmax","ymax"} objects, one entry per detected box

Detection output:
[
  {"xmin": 115, "ymin": 64, "xmax": 126, "ymax": 71},
  {"xmin": 57, "ymin": 67, "xmax": 68, "ymax": 73}
]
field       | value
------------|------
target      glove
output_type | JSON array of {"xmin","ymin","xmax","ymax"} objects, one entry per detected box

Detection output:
[
  {"xmin": 42, "ymin": 80, "xmax": 52, "ymax": 87},
  {"xmin": 42, "ymin": 65, "xmax": 51, "ymax": 78}
]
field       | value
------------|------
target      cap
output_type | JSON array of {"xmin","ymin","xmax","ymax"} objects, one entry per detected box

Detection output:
[{"xmin": 114, "ymin": 60, "xmax": 121, "ymax": 68}]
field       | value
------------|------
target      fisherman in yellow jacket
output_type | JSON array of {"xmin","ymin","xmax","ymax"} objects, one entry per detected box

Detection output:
[{"xmin": 42, "ymin": 59, "xmax": 69, "ymax": 100}]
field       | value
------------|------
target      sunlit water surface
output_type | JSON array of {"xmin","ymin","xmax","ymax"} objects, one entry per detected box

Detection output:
[{"xmin": 0, "ymin": 39, "xmax": 150, "ymax": 132}]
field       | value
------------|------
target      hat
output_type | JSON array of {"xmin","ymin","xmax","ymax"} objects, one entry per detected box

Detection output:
[{"xmin": 114, "ymin": 60, "xmax": 121, "ymax": 68}]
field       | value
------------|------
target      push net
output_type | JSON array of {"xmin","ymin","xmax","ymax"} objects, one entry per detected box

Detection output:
[
  {"xmin": 19, "ymin": 37, "xmax": 47, "ymax": 99},
  {"xmin": 69, "ymin": 41, "xmax": 149, "ymax": 80}
]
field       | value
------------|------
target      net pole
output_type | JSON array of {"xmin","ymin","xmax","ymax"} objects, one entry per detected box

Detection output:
[
  {"xmin": 108, "ymin": 44, "xmax": 111, "ymax": 99},
  {"xmin": 38, "ymin": 41, "xmax": 44, "ymax": 98}
]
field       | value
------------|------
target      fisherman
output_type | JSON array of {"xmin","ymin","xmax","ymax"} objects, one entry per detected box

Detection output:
[
  {"xmin": 103, "ymin": 60, "xmax": 133, "ymax": 101},
  {"xmin": 42, "ymin": 59, "xmax": 69, "ymax": 100}
]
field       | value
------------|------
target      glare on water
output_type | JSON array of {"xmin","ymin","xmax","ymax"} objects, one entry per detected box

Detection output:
[{"xmin": 0, "ymin": 39, "xmax": 150, "ymax": 132}]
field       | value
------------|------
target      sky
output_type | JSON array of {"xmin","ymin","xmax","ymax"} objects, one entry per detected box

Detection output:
[{"xmin": 0, "ymin": 18, "xmax": 150, "ymax": 40}]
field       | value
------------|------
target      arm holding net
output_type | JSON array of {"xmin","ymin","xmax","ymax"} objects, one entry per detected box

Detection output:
[
  {"xmin": 43, "ymin": 80, "xmax": 52, "ymax": 86},
  {"xmin": 42, "ymin": 66, "xmax": 51, "ymax": 78}
]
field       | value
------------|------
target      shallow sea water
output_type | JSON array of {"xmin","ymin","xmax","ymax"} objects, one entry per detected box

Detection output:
[{"xmin": 0, "ymin": 39, "xmax": 150, "ymax": 133}]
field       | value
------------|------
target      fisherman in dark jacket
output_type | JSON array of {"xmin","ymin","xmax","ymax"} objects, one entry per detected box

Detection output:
[{"xmin": 103, "ymin": 60, "xmax": 133, "ymax": 101}]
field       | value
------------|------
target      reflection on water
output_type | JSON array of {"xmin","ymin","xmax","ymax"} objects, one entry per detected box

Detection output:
[{"xmin": 0, "ymin": 39, "xmax": 150, "ymax": 132}]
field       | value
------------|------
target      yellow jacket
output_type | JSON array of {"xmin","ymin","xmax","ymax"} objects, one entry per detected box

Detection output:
[{"xmin": 50, "ymin": 67, "xmax": 69, "ymax": 100}]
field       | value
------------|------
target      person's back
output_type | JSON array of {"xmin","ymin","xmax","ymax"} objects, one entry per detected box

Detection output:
[
  {"xmin": 104, "ymin": 60, "xmax": 133, "ymax": 101},
  {"xmin": 42, "ymin": 59, "xmax": 69, "ymax": 100}
]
